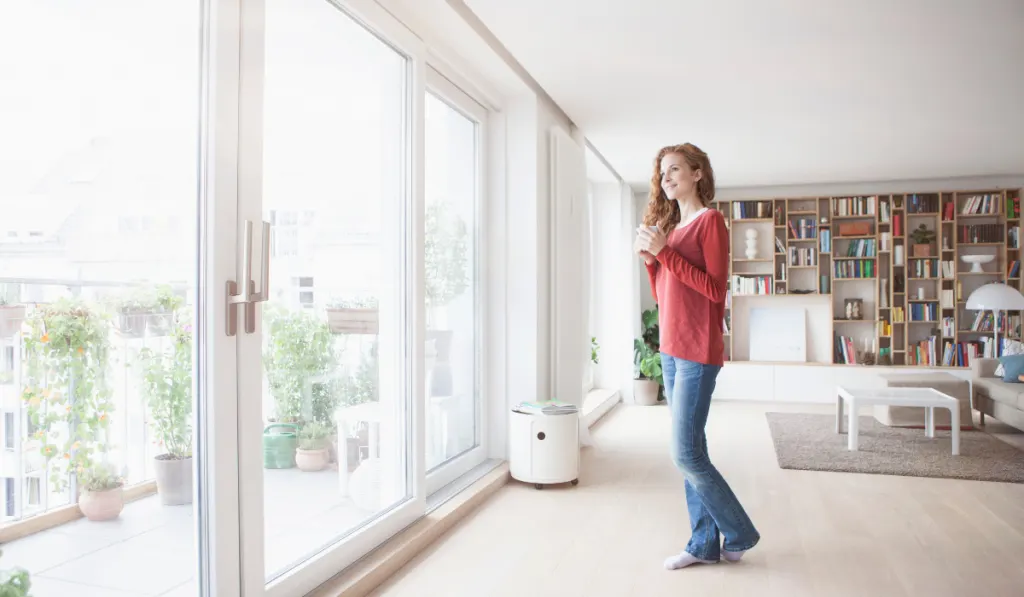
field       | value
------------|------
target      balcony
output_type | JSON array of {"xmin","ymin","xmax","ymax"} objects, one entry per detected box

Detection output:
[{"xmin": 0, "ymin": 281, "xmax": 471, "ymax": 596}]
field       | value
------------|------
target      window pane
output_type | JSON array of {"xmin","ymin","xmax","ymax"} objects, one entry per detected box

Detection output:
[
  {"xmin": 424, "ymin": 93, "xmax": 478, "ymax": 470},
  {"xmin": 261, "ymin": 0, "xmax": 410, "ymax": 581},
  {"xmin": 0, "ymin": 1, "xmax": 202, "ymax": 596}
]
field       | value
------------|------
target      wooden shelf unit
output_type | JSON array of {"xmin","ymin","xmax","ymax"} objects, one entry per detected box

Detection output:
[{"xmin": 718, "ymin": 189, "xmax": 1023, "ymax": 368}]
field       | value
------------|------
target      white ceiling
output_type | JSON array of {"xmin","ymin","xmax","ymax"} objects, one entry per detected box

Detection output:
[{"xmin": 463, "ymin": 0, "xmax": 1024, "ymax": 189}]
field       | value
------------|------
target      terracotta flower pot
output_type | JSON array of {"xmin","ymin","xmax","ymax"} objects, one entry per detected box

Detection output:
[
  {"xmin": 296, "ymin": 448, "xmax": 329, "ymax": 472},
  {"xmin": 79, "ymin": 486, "xmax": 124, "ymax": 521}
]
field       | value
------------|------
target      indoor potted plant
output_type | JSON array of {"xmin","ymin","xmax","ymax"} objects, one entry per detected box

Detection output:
[
  {"xmin": 911, "ymin": 224, "xmax": 936, "ymax": 257},
  {"xmin": 633, "ymin": 339, "xmax": 663, "ymax": 406},
  {"xmin": 295, "ymin": 421, "xmax": 330, "ymax": 472},
  {"xmin": 140, "ymin": 316, "xmax": 194, "ymax": 505},
  {"xmin": 633, "ymin": 307, "xmax": 663, "ymax": 405},
  {"xmin": 77, "ymin": 462, "xmax": 124, "ymax": 521}
]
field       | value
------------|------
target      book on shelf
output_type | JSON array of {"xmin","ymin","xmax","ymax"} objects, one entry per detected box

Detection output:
[
  {"xmin": 819, "ymin": 228, "xmax": 831, "ymax": 253},
  {"xmin": 906, "ymin": 194, "xmax": 939, "ymax": 214},
  {"xmin": 940, "ymin": 289, "xmax": 955, "ymax": 309},
  {"xmin": 907, "ymin": 336, "xmax": 940, "ymax": 366},
  {"xmin": 941, "ymin": 316, "xmax": 955, "ymax": 337},
  {"xmin": 1007, "ymin": 194, "xmax": 1021, "ymax": 219},
  {"xmin": 788, "ymin": 218, "xmax": 817, "ymax": 239},
  {"xmin": 831, "ymin": 196, "xmax": 877, "ymax": 217},
  {"xmin": 958, "ymin": 223, "xmax": 1004, "ymax": 243},
  {"xmin": 732, "ymin": 200, "xmax": 773, "ymax": 219},
  {"xmin": 909, "ymin": 303, "xmax": 938, "ymax": 322},
  {"xmin": 731, "ymin": 275, "xmax": 772, "ymax": 295},
  {"xmin": 788, "ymin": 246, "xmax": 817, "ymax": 266},
  {"xmin": 940, "ymin": 260, "xmax": 955, "ymax": 278},
  {"xmin": 909, "ymin": 259, "xmax": 939, "ymax": 279},
  {"xmin": 841, "ymin": 238, "xmax": 876, "ymax": 257},
  {"xmin": 960, "ymin": 194, "xmax": 1001, "ymax": 215},
  {"xmin": 833, "ymin": 259, "xmax": 875, "ymax": 279}
]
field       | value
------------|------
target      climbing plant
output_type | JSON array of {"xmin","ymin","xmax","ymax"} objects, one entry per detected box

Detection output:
[{"xmin": 21, "ymin": 299, "xmax": 114, "ymax": 495}]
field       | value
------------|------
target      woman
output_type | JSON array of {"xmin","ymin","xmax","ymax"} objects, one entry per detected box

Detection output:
[{"xmin": 634, "ymin": 143, "xmax": 759, "ymax": 570}]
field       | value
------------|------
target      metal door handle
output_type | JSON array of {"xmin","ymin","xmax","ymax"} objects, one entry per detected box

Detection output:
[{"xmin": 226, "ymin": 220, "xmax": 272, "ymax": 336}]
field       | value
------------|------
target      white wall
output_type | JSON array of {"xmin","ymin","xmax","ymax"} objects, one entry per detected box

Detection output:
[{"xmin": 588, "ymin": 181, "xmax": 635, "ymax": 398}]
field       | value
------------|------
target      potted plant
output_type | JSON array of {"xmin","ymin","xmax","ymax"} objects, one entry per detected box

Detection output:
[
  {"xmin": 0, "ymin": 549, "xmax": 32, "ymax": 596},
  {"xmin": 633, "ymin": 307, "xmax": 664, "ymax": 406},
  {"xmin": 148, "ymin": 285, "xmax": 185, "ymax": 336},
  {"xmin": 108, "ymin": 285, "xmax": 180, "ymax": 338},
  {"xmin": 634, "ymin": 339, "xmax": 663, "ymax": 406},
  {"xmin": 425, "ymin": 200, "xmax": 469, "ymax": 397},
  {"xmin": 0, "ymin": 298, "xmax": 25, "ymax": 338},
  {"xmin": 22, "ymin": 299, "xmax": 115, "ymax": 498},
  {"xmin": 325, "ymin": 296, "xmax": 378, "ymax": 334},
  {"xmin": 77, "ymin": 462, "xmax": 124, "ymax": 521},
  {"xmin": 295, "ymin": 421, "xmax": 330, "ymax": 472},
  {"xmin": 140, "ymin": 316, "xmax": 194, "ymax": 505},
  {"xmin": 262, "ymin": 305, "xmax": 338, "ymax": 467},
  {"xmin": 911, "ymin": 224, "xmax": 936, "ymax": 257}
]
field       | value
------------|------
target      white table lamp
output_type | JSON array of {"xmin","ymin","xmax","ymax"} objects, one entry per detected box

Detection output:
[{"xmin": 965, "ymin": 283, "xmax": 1024, "ymax": 357}]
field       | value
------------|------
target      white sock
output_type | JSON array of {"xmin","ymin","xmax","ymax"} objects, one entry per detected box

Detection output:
[
  {"xmin": 722, "ymin": 549, "xmax": 746, "ymax": 562},
  {"xmin": 663, "ymin": 551, "xmax": 717, "ymax": 570}
]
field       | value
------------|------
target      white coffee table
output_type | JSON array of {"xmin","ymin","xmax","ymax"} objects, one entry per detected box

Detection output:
[{"xmin": 836, "ymin": 386, "xmax": 960, "ymax": 455}]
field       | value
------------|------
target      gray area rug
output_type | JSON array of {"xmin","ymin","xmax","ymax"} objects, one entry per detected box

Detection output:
[{"xmin": 765, "ymin": 412, "xmax": 1024, "ymax": 483}]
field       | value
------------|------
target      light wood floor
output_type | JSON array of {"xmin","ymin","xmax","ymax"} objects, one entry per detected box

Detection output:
[{"xmin": 370, "ymin": 401, "xmax": 1024, "ymax": 597}]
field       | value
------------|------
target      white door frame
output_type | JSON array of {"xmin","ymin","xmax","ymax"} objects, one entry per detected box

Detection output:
[
  {"xmin": 232, "ymin": 1, "xmax": 428, "ymax": 595},
  {"xmin": 422, "ymin": 66, "xmax": 490, "ymax": 495},
  {"xmin": 199, "ymin": 0, "xmax": 244, "ymax": 595}
]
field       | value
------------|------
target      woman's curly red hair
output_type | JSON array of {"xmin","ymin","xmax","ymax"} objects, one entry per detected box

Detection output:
[{"xmin": 642, "ymin": 143, "xmax": 716, "ymax": 233}]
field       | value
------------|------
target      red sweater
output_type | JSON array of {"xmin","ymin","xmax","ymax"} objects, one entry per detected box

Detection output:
[{"xmin": 645, "ymin": 208, "xmax": 730, "ymax": 366}]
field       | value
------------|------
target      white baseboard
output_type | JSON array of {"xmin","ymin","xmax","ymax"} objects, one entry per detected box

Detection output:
[{"xmin": 582, "ymin": 388, "xmax": 621, "ymax": 427}]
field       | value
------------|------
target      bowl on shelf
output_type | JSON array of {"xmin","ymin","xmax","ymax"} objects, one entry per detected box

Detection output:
[{"xmin": 961, "ymin": 254, "xmax": 995, "ymax": 273}]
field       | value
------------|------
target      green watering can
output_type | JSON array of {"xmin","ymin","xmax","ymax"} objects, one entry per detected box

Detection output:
[{"xmin": 263, "ymin": 423, "xmax": 298, "ymax": 469}]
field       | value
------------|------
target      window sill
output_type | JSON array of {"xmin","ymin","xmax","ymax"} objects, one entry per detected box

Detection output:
[{"xmin": 582, "ymin": 387, "xmax": 620, "ymax": 428}]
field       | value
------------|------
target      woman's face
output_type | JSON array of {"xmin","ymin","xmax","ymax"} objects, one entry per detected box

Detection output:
[{"xmin": 660, "ymin": 152, "xmax": 701, "ymax": 201}]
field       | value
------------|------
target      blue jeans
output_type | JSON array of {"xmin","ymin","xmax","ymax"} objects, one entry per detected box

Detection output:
[{"xmin": 661, "ymin": 355, "xmax": 760, "ymax": 560}]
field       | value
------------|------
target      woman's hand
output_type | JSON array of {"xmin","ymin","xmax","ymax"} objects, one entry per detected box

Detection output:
[
  {"xmin": 633, "ymin": 235, "xmax": 656, "ymax": 264},
  {"xmin": 637, "ymin": 226, "xmax": 668, "ymax": 257}
]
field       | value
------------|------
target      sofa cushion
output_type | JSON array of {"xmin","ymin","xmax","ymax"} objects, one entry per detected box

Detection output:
[
  {"xmin": 974, "ymin": 377, "xmax": 1024, "ymax": 408},
  {"xmin": 995, "ymin": 339, "xmax": 1024, "ymax": 377},
  {"xmin": 998, "ymin": 353, "xmax": 1024, "ymax": 382}
]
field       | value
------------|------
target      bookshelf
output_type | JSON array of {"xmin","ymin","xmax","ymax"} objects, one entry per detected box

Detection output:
[{"xmin": 719, "ymin": 188, "xmax": 1023, "ymax": 369}]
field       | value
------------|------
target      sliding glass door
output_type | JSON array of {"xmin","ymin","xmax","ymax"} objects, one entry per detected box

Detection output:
[
  {"xmin": 234, "ymin": 1, "xmax": 425, "ymax": 595},
  {"xmin": 423, "ymin": 69, "xmax": 488, "ymax": 493},
  {"xmin": 0, "ymin": 2, "xmax": 229, "ymax": 597},
  {"xmin": 2, "ymin": 0, "xmax": 492, "ymax": 595}
]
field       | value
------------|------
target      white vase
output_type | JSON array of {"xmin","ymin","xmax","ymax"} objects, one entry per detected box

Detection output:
[{"xmin": 744, "ymin": 229, "xmax": 758, "ymax": 260}]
